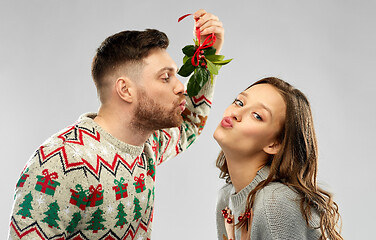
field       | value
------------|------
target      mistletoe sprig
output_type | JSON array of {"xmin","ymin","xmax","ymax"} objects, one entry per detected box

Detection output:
[{"xmin": 177, "ymin": 14, "xmax": 233, "ymax": 97}]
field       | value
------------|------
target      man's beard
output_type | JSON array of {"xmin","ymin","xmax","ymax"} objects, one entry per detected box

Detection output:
[{"xmin": 131, "ymin": 88, "xmax": 184, "ymax": 132}]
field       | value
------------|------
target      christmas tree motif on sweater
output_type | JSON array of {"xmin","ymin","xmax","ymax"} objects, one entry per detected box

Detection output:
[
  {"xmin": 16, "ymin": 192, "xmax": 33, "ymax": 219},
  {"xmin": 112, "ymin": 177, "xmax": 128, "ymax": 200},
  {"xmin": 86, "ymin": 207, "xmax": 106, "ymax": 233},
  {"xmin": 35, "ymin": 169, "xmax": 60, "ymax": 196},
  {"xmin": 16, "ymin": 168, "xmax": 29, "ymax": 188},
  {"xmin": 66, "ymin": 212, "xmax": 82, "ymax": 233},
  {"xmin": 42, "ymin": 200, "xmax": 61, "ymax": 229},
  {"xmin": 70, "ymin": 184, "xmax": 90, "ymax": 210},
  {"xmin": 87, "ymin": 184, "xmax": 104, "ymax": 207},
  {"xmin": 133, "ymin": 197, "xmax": 142, "ymax": 221},
  {"xmin": 114, "ymin": 202, "xmax": 128, "ymax": 229},
  {"xmin": 147, "ymin": 158, "xmax": 155, "ymax": 181},
  {"xmin": 133, "ymin": 173, "xmax": 146, "ymax": 193}
]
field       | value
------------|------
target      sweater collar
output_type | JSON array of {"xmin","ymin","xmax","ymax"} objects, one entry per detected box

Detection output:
[
  {"xmin": 77, "ymin": 113, "xmax": 144, "ymax": 156},
  {"xmin": 230, "ymin": 165, "xmax": 270, "ymax": 209}
]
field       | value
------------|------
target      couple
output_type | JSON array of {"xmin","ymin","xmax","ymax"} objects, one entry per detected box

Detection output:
[{"xmin": 8, "ymin": 9, "xmax": 342, "ymax": 240}]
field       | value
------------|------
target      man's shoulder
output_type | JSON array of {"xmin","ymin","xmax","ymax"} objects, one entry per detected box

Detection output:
[{"xmin": 30, "ymin": 114, "xmax": 97, "ymax": 166}]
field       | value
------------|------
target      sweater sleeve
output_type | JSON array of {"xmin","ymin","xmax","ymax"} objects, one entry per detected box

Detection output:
[
  {"xmin": 153, "ymin": 77, "xmax": 216, "ymax": 166},
  {"xmin": 8, "ymin": 142, "xmax": 90, "ymax": 239},
  {"xmin": 254, "ymin": 184, "xmax": 320, "ymax": 240}
]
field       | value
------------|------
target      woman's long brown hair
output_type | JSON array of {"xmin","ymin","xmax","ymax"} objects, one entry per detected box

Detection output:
[{"xmin": 216, "ymin": 77, "xmax": 343, "ymax": 239}]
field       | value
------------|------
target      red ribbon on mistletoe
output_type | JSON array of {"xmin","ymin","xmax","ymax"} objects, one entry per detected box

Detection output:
[
  {"xmin": 41, "ymin": 169, "xmax": 58, "ymax": 183},
  {"xmin": 178, "ymin": 13, "xmax": 217, "ymax": 67},
  {"xmin": 177, "ymin": 12, "xmax": 232, "ymax": 97}
]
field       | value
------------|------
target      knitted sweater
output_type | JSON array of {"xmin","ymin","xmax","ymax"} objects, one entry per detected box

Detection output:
[
  {"xmin": 9, "ymin": 80, "xmax": 214, "ymax": 240},
  {"xmin": 216, "ymin": 166, "xmax": 322, "ymax": 240}
]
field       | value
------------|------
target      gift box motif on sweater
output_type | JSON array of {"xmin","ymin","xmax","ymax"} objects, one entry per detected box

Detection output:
[
  {"xmin": 88, "ymin": 184, "xmax": 104, "ymax": 207},
  {"xmin": 35, "ymin": 169, "xmax": 60, "ymax": 196},
  {"xmin": 16, "ymin": 168, "xmax": 29, "ymax": 188},
  {"xmin": 112, "ymin": 177, "xmax": 128, "ymax": 200},
  {"xmin": 133, "ymin": 173, "xmax": 146, "ymax": 193},
  {"xmin": 69, "ymin": 184, "xmax": 89, "ymax": 210}
]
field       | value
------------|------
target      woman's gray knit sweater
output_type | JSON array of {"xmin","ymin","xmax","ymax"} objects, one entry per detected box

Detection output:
[{"xmin": 216, "ymin": 166, "xmax": 322, "ymax": 240}]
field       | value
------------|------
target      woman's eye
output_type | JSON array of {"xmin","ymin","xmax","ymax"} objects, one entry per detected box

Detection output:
[
  {"xmin": 233, "ymin": 99, "xmax": 244, "ymax": 107},
  {"xmin": 253, "ymin": 112, "xmax": 262, "ymax": 121}
]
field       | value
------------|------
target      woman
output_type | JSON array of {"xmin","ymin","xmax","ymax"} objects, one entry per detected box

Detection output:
[{"xmin": 214, "ymin": 77, "xmax": 343, "ymax": 240}]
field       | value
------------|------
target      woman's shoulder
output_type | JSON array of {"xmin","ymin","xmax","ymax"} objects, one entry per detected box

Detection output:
[
  {"xmin": 252, "ymin": 183, "xmax": 321, "ymax": 239},
  {"xmin": 256, "ymin": 182, "xmax": 320, "ymax": 227},
  {"xmin": 261, "ymin": 182, "xmax": 300, "ymax": 200},
  {"xmin": 256, "ymin": 182, "xmax": 303, "ymax": 217},
  {"xmin": 218, "ymin": 182, "xmax": 233, "ymax": 196}
]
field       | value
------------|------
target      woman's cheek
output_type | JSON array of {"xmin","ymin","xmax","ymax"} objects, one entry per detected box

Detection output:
[{"xmin": 241, "ymin": 125, "xmax": 265, "ymax": 138}]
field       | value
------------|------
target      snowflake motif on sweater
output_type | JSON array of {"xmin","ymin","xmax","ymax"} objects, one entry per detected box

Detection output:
[{"xmin": 9, "ymin": 80, "xmax": 215, "ymax": 240}]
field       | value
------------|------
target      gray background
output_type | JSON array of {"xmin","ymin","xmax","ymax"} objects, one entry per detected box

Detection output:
[{"xmin": 1, "ymin": 0, "xmax": 375, "ymax": 239}]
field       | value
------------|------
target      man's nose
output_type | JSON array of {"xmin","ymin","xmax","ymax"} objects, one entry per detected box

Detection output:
[{"xmin": 174, "ymin": 79, "xmax": 185, "ymax": 95}]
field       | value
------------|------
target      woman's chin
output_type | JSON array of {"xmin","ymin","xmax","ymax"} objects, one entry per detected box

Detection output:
[
  {"xmin": 213, "ymin": 130, "xmax": 231, "ymax": 150},
  {"xmin": 213, "ymin": 126, "xmax": 224, "ymax": 143}
]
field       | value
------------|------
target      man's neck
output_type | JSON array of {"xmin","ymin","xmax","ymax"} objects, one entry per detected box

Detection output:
[
  {"xmin": 94, "ymin": 105, "xmax": 152, "ymax": 147},
  {"xmin": 224, "ymin": 150, "xmax": 267, "ymax": 193}
]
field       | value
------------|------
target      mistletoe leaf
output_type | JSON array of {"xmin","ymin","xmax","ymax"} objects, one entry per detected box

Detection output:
[
  {"xmin": 206, "ymin": 59, "xmax": 219, "ymax": 75},
  {"xmin": 187, "ymin": 73, "xmax": 200, "ymax": 97},
  {"xmin": 183, "ymin": 55, "xmax": 189, "ymax": 64},
  {"xmin": 178, "ymin": 57, "xmax": 195, "ymax": 77},
  {"xmin": 203, "ymin": 47, "xmax": 216, "ymax": 56},
  {"xmin": 187, "ymin": 67, "xmax": 209, "ymax": 97},
  {"xmin": 197, "ymin": 67, "xmax": 210, "ymax": 87},
  {"xmin": 205, "ymin": 55, "xmax": 225, "ymax": 62},
  {"xmin": 211, "ymin": 58, "xmax": 233, "ymax": 65},
  {"xmin": 182, "ymin": 45, "xmax": 196, "ymax": 57}
]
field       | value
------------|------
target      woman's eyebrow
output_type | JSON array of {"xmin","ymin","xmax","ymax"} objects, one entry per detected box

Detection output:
[{"xmin": 239, "ymin": 92, "xmax": 273, "ymax": 117}]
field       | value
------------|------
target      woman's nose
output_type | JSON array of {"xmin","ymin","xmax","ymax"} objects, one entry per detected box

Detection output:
[{"xmin": 230, "ymin": 108, "xmax": 242, "ymax": 122}]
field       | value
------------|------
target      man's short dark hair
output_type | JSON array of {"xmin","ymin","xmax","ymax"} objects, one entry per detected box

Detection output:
[{"xmin": 91, "ymin": 29, "xmax": 169, "ymax": 96}]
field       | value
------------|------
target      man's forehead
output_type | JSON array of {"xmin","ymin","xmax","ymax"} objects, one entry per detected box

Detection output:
[{"xmin": 143, "ymin": 49, "xmax": 176, "ymax": 66}]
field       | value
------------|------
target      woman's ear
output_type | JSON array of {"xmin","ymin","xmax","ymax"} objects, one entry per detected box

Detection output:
[
  {"xmin": 263, "ymin": 141, "xmax": 281, "ymax": 155},
  {"xmin": 115, "ymin": 77, "xmax": 134, "ymax": 103}
]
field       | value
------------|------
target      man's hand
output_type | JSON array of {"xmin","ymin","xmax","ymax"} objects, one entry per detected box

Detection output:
[{"xmin": 193, "ymin": 9, "xmax": 224, "ymax": 55}]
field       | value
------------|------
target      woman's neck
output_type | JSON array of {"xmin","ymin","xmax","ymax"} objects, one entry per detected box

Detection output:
[{"xmin": 224, "ymin": 151, "xmax": 267, "ymax": 193}]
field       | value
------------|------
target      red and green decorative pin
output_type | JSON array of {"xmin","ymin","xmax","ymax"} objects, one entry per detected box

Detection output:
[{"xmin": 177, "ymin": 13, "xmax": 232, "ymax": 97}]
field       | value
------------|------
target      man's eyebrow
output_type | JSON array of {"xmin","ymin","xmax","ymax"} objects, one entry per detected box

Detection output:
[{"xmin": 156, "ymin": 67, "xmax": 177, "ymax": 75}]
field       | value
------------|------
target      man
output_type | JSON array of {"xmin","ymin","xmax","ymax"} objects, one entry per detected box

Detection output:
[{"xmin": 8, "ymin": 9, "xmax": 224, "ymax": 240}]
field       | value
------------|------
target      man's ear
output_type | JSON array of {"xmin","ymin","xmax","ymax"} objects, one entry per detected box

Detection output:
[
  {"xmin": 115, "ymin": 77, "xmax": 135, "ymax": 103},
  {"xmin": 263, "ymin": 140, "xmax": 281, "ymax": 155}
]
